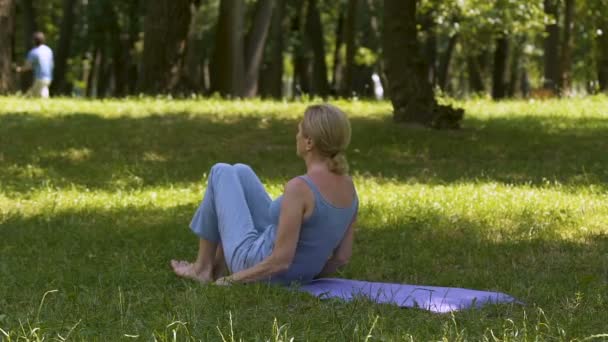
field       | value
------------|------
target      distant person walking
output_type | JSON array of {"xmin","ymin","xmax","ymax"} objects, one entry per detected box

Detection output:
[{"xmin": 15, "ymin": 32, "xmax": 54, "ymax": 98}]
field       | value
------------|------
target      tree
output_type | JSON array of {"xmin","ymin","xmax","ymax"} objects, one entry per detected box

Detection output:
[
  {"xmin": 305, "ymin": 0, "xmax": 329, "ymax": 97},
  {"xmin": 559, "ymin": 0, "xmax": 575, "ymax": 95},
  {"xmin": 51, "ymin": 0, "xmax": 78, "ymax": 95},
  {"xmin": 139, "ymin": 0, "xmax": 193, "ymax": 94},
  {"xmin": 437, "ymin": 33, "xmax": 458, "ymax": 91},
  {"xmin": 341, "ymin": 0, "xmax": 359, "ymax": 97},
  {"xmin": 210, "ymin": 0, "xmax": 274, "ymax": 98},
  {"xmin": 243, "ymin": 0, "xmax": 274, "ymax": 97},
  {"xmin": 467, "ymin": 54, "xmax": 487, "ymax": 94},
  {"xmin": 259, "ymin": 0, "xmax": 286, "ymax": 98},
  {"xmin": 383, "ymin": 0, "xmax": 463, "ymax": 129},
  {"xmin": 292, "ymin": 1, "xmax": 312, "ymax": 96},
  {"xmin": 0, "ymin": 0, "xmax": 16, "ymax": 93},
  {"xmin": 331, "ymin": 9, "xmax": 345, "ymax": 93},
  {"xmin": 599, "ymin": 28, "xmax": 608, "ymax": 92},
  {"xmin": 543, "ymin": 0, "xmax": 560, "ymax": 92},
  {"xmin": 492, "ymin": 37, "xmax": 509, "ymax": 99},
  {"xmin": 18, "ymin": 0, "xmax": 37, "ymax": 91}
]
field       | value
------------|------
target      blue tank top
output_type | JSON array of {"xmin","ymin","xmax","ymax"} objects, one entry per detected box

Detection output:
[{"xmin": 265, "ymin": 175, "xmax": 358, "ymax": 285}]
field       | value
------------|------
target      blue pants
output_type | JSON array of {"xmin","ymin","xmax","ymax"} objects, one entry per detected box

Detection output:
[{"xmin": 189, "ymin": 163, "xmax": 275, "ymax": 273}]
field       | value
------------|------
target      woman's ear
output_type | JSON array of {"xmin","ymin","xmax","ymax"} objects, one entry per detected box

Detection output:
[{"xmin": 306, "ymin": 137, "xmax": 313, "ymax": 151}]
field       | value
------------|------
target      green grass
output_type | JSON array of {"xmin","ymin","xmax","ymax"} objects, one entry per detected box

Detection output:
[{"xmin": 1, "ymin": 96, "xmax": 607, "ymax": 341}]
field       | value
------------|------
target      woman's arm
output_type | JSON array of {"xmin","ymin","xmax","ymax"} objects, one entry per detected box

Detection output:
[{"xmin": 217, "ymin": 178, "xmax": 307, "ymax": 284}]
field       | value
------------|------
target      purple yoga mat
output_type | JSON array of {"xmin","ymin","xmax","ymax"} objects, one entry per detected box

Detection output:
[{"xmin": 298, "ymin": 278, "xmax": 520, "ymax": 313}]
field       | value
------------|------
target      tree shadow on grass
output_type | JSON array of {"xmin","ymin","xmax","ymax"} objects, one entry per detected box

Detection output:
[
  {"xmin": 1, "ymin": 200, "xmax": 606, "ymax": 300},
  {"xmin": 1, "ymin": 111, "xmax": 608, "ymax": 194},
  {"xmin": 1, "ymin": 202, "xmax": 607, "ymax": 338}
]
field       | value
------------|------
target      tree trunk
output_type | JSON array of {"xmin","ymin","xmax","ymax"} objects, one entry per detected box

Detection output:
[
  {"xmin": 139, "ymin": 0, "xmax": 193, "ymax": 94},
  {"xmin": 306, "ymin": 0, "xmax": 329, "ymax": 97},
  {"xmin": 128, "ymin": 1, "xmax": 141, "ymax": 95},
  {"xmin": 97, "ymin": 51, "xmax": 112, "ymax": 98},
  {"xmin": 112, "ymin": 0, "xmax": 139, "ymax": 97},
  {"xmin": 86, "ymin": 48, "xmax": 101, "ymax": 97},
  {"xmin": 260, "ymin": 0, "xmax": 286, "ymax": 98},
  {"xmin": 331, "ymin": 10, "xmax": 345, "ymax": 93},
  {"xmin": 599, "ymin": 29, "xmax": 608, "ymax": 92},
  {"xmin": 0, "ymin": 0, "xmax": 15, "ymax": 93},
  {"xmin": 543, "ymin": 0, "xmax": 560, "ymax": 92},
  {"xmin": 21, "ymin": 0, "xmax": 36, "ymax": 49},
  {"xmin": 210, "ymin": 0, "xmax": 245, "ymax": 96},
  {"xmin": 425, "ymin": 22, "xmax": 437, "ymax": 86},
  {"xmin": 559, "ymin": 0, "xmax": 574, "ymax": 96},
  {"xmin": 341, "ymin": 0, "xmax": 359, "ymax": 97},
  {"xmin": 467, "ymin": 55, "xmax": 485, "ymax": 94},
  {"xmin": 112, "ymin": 33, "xmax": 131, "ymax": 97},
  {"xmin": 492, "ymin": 36, "xmax": 510, "ymax": 100},
  {"xmin": 366, "ymin": 0, "xmax": 384, "ymax": 85},
  {"xmin": 508, "ymin": 36, "xmax": 526, "ymax": 97},
  {"xmin": 50, "ymin": 0, "xmax": 77, "ymax": 95},
  {"xmin": 241, "ymin": 0, "xmax": 274, "ymax": 97},
  {"xmin": 438, "ymin": 34, "xmax": 458, "ymax": 92},
  {"xmin": 19, "ymin": 0, "xmax": 36, "ymax": 91},
  {"xmin": 383, "ymin": 0, "xmax": 463, "ymax": 128},
  {"xmin": 179, "ymin": 3, "xmax": 205, "ymax": 94},
  {"xmin": 292, "ymin": 2, "xmax": 311, "ymax": 96}
]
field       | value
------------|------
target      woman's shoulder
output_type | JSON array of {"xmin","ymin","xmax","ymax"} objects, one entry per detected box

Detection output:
[{"xmin": 284, "ymin": 176, "xmax": 315, "ymax": 197}]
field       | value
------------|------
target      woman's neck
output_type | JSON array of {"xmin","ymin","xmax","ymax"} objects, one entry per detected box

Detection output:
[{"xmin": 304, "ymin": 154, "xmax": 330, "ymax": 174}]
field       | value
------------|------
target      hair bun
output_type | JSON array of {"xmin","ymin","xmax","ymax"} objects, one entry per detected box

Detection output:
[{"xmin": 328, "ymin": 152, "xmax": 349, "ymax": 175}]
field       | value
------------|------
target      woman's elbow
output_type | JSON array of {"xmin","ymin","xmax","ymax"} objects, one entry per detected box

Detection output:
[{"xmin": 333, "ymin": 256, "xmax": 350, "ymax": 267}]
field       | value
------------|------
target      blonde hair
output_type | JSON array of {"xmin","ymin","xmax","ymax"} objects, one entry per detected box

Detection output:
[{"xmin": 302, "ymin": 104, "xmax": 352, "ymax": 174}]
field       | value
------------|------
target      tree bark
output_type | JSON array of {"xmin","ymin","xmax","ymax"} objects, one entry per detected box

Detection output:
[
  {"xmin": 292, "ymin": 2, "xmax": 311, "ymax": 96},
  {"xmin": 50, "ymin": 0, "xmax": 77, "ymax": 95},
  {"xmin": 508, "ymin": 36, "xmax": 526, "ymax": 97},
  {"xmin": 305, "ymin": 0, "xmax": 329, "ymax": 97},
  {"xmin": 341, "ymin": 0, "xmax": 359, "ymax": 97},
  {"xmin": 86, "ymin": 48, "xmax": 101, "ymax": 97},
  {"xmin": 260, "ymin": 0, "xmax": 286, "ymax": 98},
  {"xmin": 179, "ymin": 3, "xmax": 205, "ymax": 94},
  {"xmin": 559, "ymin": 0, "xmax": 574, "ymax": 96},
  {"xmin": 331, "ymin": 10, "xmax": 345, "ymax": 93},
  {"xmin": 438, "ymin": 34, "xmax": 458, "ymax": 92},
  {"xmin": 543, "ymin": 0, "xmax": 560, "ymax": 92},
  {"xmin": 19, "ymin": 0, "xmax": 36, "ymax": 91},
  {"xmin": 599, "ymin": 29, "xmax": 608, "ymax": 92},
  {"xmin": 492, "ymin": 36, "xmax": 510, "ymax": 100},
  {"xmin": 112, "ymin": 33, "xmax": 131, "ymax": 97},
  {"xmin": 97, "ymin": 51, "xmax": 112, "ymax": 98},
  {"xmin": 467, "ymin": 55, "xmax": 485, "ymax": 94},
  {"xmin": 424, "ymin": 22, "xmax": 437, "ymax": 86},
  {"xmin": 210, "ymin": 0, "xmax": 245, "ymax": 96},
  {"xmin": 242, "ymin": 0, "xmax": 274, "ymax": 97},
  {"xmin": 383, "ymin": 0, "xmax": 463, "ymax": 128},
  {"xmin": 0, "ymin": 0, "xmax": 16, "ymax": 93},
  {"xmin": 21, "ymin": 0, "xmax": 36, "ymax": 49},
  {"xmin": 140, "ymin": 0, "xmax": 193, "ymax": 94}
]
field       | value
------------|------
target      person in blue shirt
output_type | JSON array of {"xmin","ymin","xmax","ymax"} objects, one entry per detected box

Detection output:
[
  {"xmin": 171, "ymin": 104, "xmax": 359, "ymax": 286},
  {"xmin": 15, "ymin": 32, "xmax": 54, "ymax": 98}
]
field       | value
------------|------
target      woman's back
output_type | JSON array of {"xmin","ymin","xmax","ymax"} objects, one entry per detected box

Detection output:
[
  {"xmin": 305, "ymin": 170, "xmax": 356, "ymax": 208},
  {"xmin": 267, "ymin": 174, "xmax": 358, "ymax": 285}
]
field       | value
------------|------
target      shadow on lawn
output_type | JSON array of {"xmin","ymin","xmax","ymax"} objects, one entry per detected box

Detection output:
[
  {"xmin": 1, "ymin": 111, "xmax": 608, "ymax": 193},
  {"xmin": 1, "ymin": 202, "xmax": 607, "ymax": 309}
]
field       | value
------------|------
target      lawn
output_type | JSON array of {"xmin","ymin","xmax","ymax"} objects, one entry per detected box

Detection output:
[{"xmin": 1, "ymin": 96, "xmax": 607, "ymax": 341}]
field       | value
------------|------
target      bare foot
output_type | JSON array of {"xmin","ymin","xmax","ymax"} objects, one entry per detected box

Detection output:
[{"xmin": 170, "ymin": 260, "xmax": 213, "ymax": 283}]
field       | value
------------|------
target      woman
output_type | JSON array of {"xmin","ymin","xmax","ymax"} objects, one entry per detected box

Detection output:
[{"xmin": 171, "ymin": 104, "xmax": 358, "ymax": 285}]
